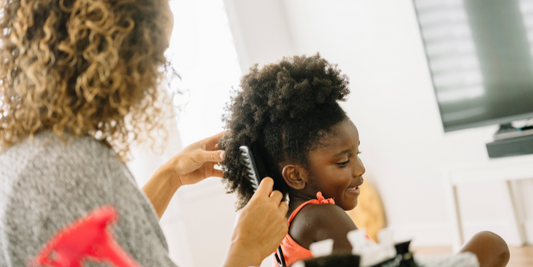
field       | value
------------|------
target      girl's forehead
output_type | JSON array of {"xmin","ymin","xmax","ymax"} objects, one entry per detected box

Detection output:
[{"xmin": 314, "ymin": 119, "xmax": 359, "ymax": 154}]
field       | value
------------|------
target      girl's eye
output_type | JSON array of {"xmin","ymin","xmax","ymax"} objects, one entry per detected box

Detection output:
[{"xmin": 337, "ymin": 160, "xmax": 350, "ymax": 167}]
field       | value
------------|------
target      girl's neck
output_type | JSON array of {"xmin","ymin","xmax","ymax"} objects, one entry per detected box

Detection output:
[{"xmin": 287, "ymin": 191, "xmax": 318, "ymax": 218}]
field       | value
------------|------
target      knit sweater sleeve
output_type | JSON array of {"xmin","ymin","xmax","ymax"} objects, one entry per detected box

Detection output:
[{"xmin": 0, "ymin": 132, "xmax": 177, "ymax": 267}]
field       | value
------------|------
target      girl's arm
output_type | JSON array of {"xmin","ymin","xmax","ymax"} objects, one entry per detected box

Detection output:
[{"xmin": 291, "ymin": 204, "xmax": 358, "ymax": 253}]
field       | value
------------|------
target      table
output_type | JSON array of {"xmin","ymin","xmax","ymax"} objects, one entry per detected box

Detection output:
[{"xmin": 442, "ymin": 154, "xmax": 533, "ymax": 252}]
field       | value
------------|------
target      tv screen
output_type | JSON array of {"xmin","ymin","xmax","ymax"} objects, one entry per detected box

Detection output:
[{"xmin": 413, "ymin": 0, "xmax": 533, "ymax": 132}]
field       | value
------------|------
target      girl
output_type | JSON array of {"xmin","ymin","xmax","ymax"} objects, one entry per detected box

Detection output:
[{"xmin": 220, "ymin": 54, "xmax": 510, "ymax": 267}]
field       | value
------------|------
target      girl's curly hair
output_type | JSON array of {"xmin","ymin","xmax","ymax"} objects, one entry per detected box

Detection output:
[
  {"xmin": 0, "ymin": 0, "xmax": 174, "ymax": 159},
  {"xmin": 219, "ymin": 54, "xmax": 351, "ymax": 209}
]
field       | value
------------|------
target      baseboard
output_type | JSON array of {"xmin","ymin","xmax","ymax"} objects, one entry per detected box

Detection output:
[
  {"xmin": 389, "ymin": 219, "xmax": 532, "ymax": 247},
  {"xmin": 462, "ymin": 220, "xmax": 520, "ymax": 246}
]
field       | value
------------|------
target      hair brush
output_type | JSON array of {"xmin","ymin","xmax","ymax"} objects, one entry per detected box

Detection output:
[
  {"xmin": 239, "ymin": 145, "xmax": 287, "ymax": 267},
  {"xmin": 239, "ymin": 146, "xmax": 261, "ymax": 191}
]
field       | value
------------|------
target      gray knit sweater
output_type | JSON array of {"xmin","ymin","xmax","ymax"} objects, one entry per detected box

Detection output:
[{"xmin": 0, "ymin": 132, "xmax": 176, "ymax": 267}]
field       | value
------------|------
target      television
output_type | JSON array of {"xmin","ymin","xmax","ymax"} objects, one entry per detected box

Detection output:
[{"xmin": 413, "ymin": 0, "xmax": 533, "ymax": 134}]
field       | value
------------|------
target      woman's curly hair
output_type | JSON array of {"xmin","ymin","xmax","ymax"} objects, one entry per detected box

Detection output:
[
  {"xmin": 0, "ymin": 0, "xmax": 174, "ymax": 159},
  {"xmin": 219, "ymin": 54, "xmax": 351, "ymax": 209}
]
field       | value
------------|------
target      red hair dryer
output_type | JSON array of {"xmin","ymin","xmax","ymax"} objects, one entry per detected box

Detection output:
[{"xmin": 30, "ymin": 206, "xmax": 142, "ymax": 267}]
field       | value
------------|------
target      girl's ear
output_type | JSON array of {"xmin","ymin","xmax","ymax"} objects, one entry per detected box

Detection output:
[{"xmin": 282, "ymin": 164, "xmax": 307, "ymax": 190}]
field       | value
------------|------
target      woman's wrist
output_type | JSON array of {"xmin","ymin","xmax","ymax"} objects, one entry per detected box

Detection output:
[
  {"xmin": 157, "ymin": 158, "xmax": 184, "ymax": 191},
  {"xmin": 142, "ymin": 162, "xmax": 182, "ymax": 219},
  {"xmin": 222, "ymin": 240, "xmax": 263, "ymax": 267}
]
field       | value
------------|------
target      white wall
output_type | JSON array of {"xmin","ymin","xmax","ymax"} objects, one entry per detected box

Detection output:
[
  {"xmin": 225, "ymin": 0, "xmax": 533, "ymax": 248},
  {"xmin": 223, "ymin": 0, "xmax": 295, "ymax": 73}
]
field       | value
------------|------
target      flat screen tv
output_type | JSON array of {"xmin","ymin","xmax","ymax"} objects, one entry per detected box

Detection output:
[{"xmin": 413, "ymin": 0, "xmax": 533, "ymax": 132}]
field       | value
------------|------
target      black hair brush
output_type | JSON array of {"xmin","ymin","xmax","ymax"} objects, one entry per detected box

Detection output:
[
  {"xmin": 239, "ymin": 146, "xmax": 261, "ymax": 191},
  {"xmin": 239, "ymin": 146, "xmax": 287, "ymax": 267}
]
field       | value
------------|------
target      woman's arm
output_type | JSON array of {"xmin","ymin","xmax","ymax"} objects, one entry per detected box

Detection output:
[
  {"xmin": 142, "ymin": 132, "xmax": 225, "ymax": 219},
  {"xmin": 144, "ymin": 133, "xmax": 289, "ymax": 267}
]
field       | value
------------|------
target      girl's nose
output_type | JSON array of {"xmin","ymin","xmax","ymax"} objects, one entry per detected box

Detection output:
[{"xmin": 354, "ymin": 157, "xmax": 366, "ymax": 177}]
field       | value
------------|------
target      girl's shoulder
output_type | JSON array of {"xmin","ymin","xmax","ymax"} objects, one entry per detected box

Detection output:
[{"xmin": 290, "ymin": 203, "xmax": 357, "ymax": 252}]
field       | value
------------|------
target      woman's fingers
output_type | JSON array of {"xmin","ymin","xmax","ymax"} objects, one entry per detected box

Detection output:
[
  {"xmin": 253, "ymin": 177, "xmax": 274, "ymax": 200},
  {"xmin": 229, "ymin": 177, "xmax": 289, "ymax": 264},
  {"xmin": 195, "ymin": 149, "xmax": 225, "ymax": 164},
  {"xmin": 279, "ymin": 199, "xmax": 289, "ymax": 213},
  {"xmin": 188, "ymin": 132, "xmax": 225, "ymax": 164},
  {"xmin": 269, "ymin": 190, "xmax": 284, "ymax": 204},
  {"xmin": 255, "ymin": 178, "xmax": 286, "ymax": 218},
  {"xmin": 203, "ymin": 131, "xmax": 225, "ymax": 149}
]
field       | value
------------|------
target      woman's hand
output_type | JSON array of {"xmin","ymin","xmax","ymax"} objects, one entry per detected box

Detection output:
[
  {"xmin": 222, "ymin": 178, "xmax": 289, "ymax": 267},
  {"xmin": 165, "ymin": 131, "xmax": 225, "ymax": 187},
  {"xmin": 142, "ymin": 132, "xmax": 226, "ymax": 219}
]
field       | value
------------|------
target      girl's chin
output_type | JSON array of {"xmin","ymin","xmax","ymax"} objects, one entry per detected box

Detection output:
[{"xmin": 340, "ymin": 199, "xmax": 358, "ymax": 211}]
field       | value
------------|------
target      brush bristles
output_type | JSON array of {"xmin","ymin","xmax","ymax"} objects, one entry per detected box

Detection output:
[{"xmin": 239, "ymin": 146, "xmax": 260, "ymax": 191}]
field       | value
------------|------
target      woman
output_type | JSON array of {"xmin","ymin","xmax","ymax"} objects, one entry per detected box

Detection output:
[{"xmin": 0, "ymin": 0, "xmax": 288, "ymax": 266}]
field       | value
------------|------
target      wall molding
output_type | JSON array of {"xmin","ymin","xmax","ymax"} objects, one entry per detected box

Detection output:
[{"xmin": 390, "ymin": 219, "xmax": 532, "ymax": 247}]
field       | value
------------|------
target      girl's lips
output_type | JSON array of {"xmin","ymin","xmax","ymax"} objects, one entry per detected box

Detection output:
[{"xmin": 346, "ymin": 186, "xmax": 360, "ymax": 195}]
